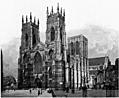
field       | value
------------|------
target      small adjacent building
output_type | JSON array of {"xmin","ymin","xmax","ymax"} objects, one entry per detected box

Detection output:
[{"xmin": 88, "ymin": 56, "xmax": 110, "ymax": 88}]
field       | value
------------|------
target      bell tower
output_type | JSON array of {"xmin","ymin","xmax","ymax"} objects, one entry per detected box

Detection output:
[
  {"xmin": 45, "ymin": 3, "xmax": 67, "ymax": 89},
  {"xmin": 45, "ymin": 3, "xmax": 66, "ymax": 58},
  {"xmin": 18, "ymin": 13, "xmax": 40, "ymax": 89},
  {"xmin": 21, "ymin": 12, "xmax": 40, "ymax": 51}
]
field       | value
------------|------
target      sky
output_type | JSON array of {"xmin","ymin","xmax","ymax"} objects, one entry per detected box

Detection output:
[
  {"xmin": 0, "ymin": 0, "xmax": 119, "ymax": 44},
  {"xmin": 0, "ymin": 0, "xmax": 119, "ymax": 78}
]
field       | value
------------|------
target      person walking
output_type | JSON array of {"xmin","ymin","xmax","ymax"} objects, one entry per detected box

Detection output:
[
  {"xmin": 38, "ymin": 89, "xmax": 40, "ymax": 96},
  {"xmin": 38, "ymin": 79, "xmax": 42, "ymax": 95},
  {"xmin": 40, "ymin": 80, "xmax": 42, "ymax": 94},
  {"xmin": 29, "ymin": 88, "xmax": 32, "ymax": 94},
  {"xmin": 82, "ymin": 85, "xmax": 87, "ymax": 97}
]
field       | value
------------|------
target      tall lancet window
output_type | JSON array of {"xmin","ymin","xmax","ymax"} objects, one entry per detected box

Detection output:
[
  {"xmin": 34, "ymin": 52, "xmax": 43, "ymax": 74},
  {"xmin": 32, "ymin": 28, "xmax": 36, "ymax": 47},
  {"xmin": 25, "ymin": 33, "xmax": 28, "ymax": 47},
  {"xmin": 51, "ymin": 27, "xmax": 55, "ymax": 41},
  {"xmin": 76, "ymin": 41, "xmax": 79, "ymax": 55}
]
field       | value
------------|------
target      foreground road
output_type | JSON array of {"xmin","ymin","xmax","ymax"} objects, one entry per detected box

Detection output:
[
  {"xmin": 2, "ymin": 89, "xmax": 118, "ymax": 97},
  {"xmin": 2, "ymin": 89, "xmax": 52, "ymax": 97},
  {"xmin": 53, "ymin": 89, "xmax": 119, "ymax": 97}
]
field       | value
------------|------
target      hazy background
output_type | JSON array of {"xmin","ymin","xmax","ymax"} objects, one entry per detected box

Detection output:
[{"xmin": 0, "ymin": 0, "xmax": 119, "ymax": 78}]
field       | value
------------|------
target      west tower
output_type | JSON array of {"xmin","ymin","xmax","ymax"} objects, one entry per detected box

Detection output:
[
  {"xmin": 21, "ymin": 13, "xmax": 40, "ymax": 50},
  {"xmin": 45, "ymin": 3, "xmax": 67, "ymax": 89},
  {"xmin": 18, "ymin": 13, "xmax": 42, "ymax": 89}
]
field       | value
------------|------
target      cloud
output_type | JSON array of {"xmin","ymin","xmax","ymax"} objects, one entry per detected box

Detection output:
[
  {"xmin": 67, "ymin": 24, "xmax": 119, "ymax": 64},
  {"xmin": 1, "ymin": 38, "xmax": 20, "ymax": 78}
]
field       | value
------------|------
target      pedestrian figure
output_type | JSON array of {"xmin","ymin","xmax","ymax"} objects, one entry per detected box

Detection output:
[
  {"xmin": 82, "ymin": 85, "xmax": 87, "ymax": 97},
  {"xmin": 66, "ymin": 83, "xmax": 69, "ymax": 93},
  {"xmin": 40, "ymin": 80, "xmax": 42, "ymax": 94},
  {"xmin": 29, "ymin": 88, "xmax": 32, "ymax": 94},
  {"xmin": 38, "ymin": 79, "xmax": 42, "ymax": 95},
  {"xmin": 38, "ymin": 89, "xmax": 40, "ymax": 96}
]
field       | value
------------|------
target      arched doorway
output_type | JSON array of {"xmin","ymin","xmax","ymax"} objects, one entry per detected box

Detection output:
[{"xmin": 34, "ymin": 52, "xmax": 43, "ymax": 74}]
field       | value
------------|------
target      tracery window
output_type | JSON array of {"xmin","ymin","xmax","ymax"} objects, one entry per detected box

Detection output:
[
  {"xmin": 34, "ymin": 52, "xmax": 43, "ymax": 74},
  {"xmin": 32, "ymin": 29, "xmax": 36, "ymax": 47},
  {"xmin": 51, "ymin": 27, "xmax": 55, "ymax": 41},
  {"xmin": 25, "ymin": 33, "xmax": 28, "ymax": 47}
]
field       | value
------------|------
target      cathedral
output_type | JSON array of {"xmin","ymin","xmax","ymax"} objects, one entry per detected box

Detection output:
[{"xmin": 18, "ymin": 4, "xmax": 88, "ymax": 89}]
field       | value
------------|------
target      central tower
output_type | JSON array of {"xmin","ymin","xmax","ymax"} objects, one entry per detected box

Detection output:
[{"xmin": 45, "ymin": 3, "xmax": 67, "ymax": 89}]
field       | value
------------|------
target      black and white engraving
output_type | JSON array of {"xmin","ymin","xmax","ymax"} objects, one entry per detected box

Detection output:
[{"xmin": 1, "ymin": 0, "xmax": 119, "ymax": 97}]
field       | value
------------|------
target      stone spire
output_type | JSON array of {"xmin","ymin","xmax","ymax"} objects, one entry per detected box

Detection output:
[
  {"xmin": 47, "ymin": 6, "xmax": 49, "ymax": 17},
  {"xmin": 51, "ymin": 6, "xmax": 53, "ymax": 14},
  {"xmin": 22, "ymin": 15, "xmax": 24, "ymax": 24},
  {"xmin": 34, "ymin": 17, "xmax": 36, "ymax": 24},
  {"xmin": 38, "ymin": 18, "xmax": 39, "ymax": 26},
  {"xmin": 60, "ymin": 7, "xmax": 62, "ymax": 15},
  {"xmin": 26, "ymin": 15, "xmax": 28, "ymax": 23},
  {"xmin": 57, "ymin": 3, "xmax": 59, "ymax": 13},
  {"xmin": 30, "ymin": 12, "xmax": 32, "ymax": 22},
  {"xmin": 63, "ymin": 9, "xmax": 65, "ymax": 16}
]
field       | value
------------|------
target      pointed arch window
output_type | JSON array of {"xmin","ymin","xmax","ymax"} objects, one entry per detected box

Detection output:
[
  {"xmin": 32, "ymin": 28, "xmax": 36, "ymax": 47},
  {"xmin": 32, "ymin": 34, "xmax": 36, "ymax": 46},
  {"xmin": 76, "ymin": 41, "xmax": 79, "ymax": 55},
  {"xmin": 34, "ymin": 52, "xmax": 43, "ymax": 74},
  {"xmin": 25, "ymin": 33, "xmax": 28, "ymax": 47},
  {"xmin": 51, "ymin": 27, "xmax": 55, "ymax": 41}
]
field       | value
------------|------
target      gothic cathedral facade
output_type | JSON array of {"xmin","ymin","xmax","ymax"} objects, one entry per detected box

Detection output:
[
  {"xmin": 18, "ymin": 4, "xmax": 67, "ymax": 89},
  {"xmin": 18, "ymin": 4, "xmax": 88, "ymax": 89},
  {"xmin": 18, "ymin": 13, "xmax": 46, "ymax": 89}
]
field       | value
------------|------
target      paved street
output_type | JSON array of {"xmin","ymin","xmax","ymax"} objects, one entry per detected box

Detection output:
[
  {"xmin": 2, "ymin": 89, "xmax": 119, "ymax": 97},
  {"xmin": 1, "ymin": 89, "xmax": 52, "ymax": 97},
  {"xmin": 53, "ymin": 89, "xmax": 118, "ymax": 97}
]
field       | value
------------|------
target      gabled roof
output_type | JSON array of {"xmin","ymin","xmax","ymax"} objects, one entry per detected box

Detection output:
[{"xmin": 89, "ymin": 57, "xmax": 106, "ymax": 66}]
